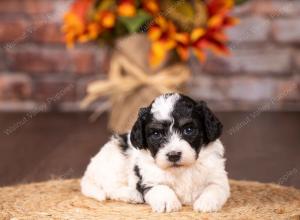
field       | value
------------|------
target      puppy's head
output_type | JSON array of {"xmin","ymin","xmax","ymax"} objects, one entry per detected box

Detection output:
[{"xmin": 130, "ymin": 93, "xmax": 223, "ymax": 169}]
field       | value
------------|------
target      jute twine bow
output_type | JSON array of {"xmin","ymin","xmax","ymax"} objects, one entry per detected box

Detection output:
[{"xmin": 81, "ymin": 51, "xmax": 191, "ymax": 133}]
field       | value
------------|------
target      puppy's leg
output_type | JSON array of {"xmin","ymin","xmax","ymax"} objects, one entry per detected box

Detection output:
[
  {"xmin": 81, "ymin": 177, "xmax": 106, "ymax": 202},
  {"xmin": 144, "ymin": 185, "xmax": 182, "ymax": 213},
  {"xmin": 193, "ymin": 180, "xmax": 230, "ymax": 212},
  {"xmin": 108, "ymin": 186, "xmax": 143, "ymax": 204}
]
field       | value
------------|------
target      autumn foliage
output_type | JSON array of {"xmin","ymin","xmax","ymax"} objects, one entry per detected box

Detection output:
[{"xmin": 63, "ymin": 0, "xmax": 238, "ymax": 66}]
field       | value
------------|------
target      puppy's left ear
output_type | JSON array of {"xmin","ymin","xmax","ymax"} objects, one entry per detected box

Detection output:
[
  {"xmin": 130, "ymin": 107, "xmax": 149, "ymax": 149},
  {"xmin": 196, "ymin": 101, "xmax": 223, "ymax": 144}
]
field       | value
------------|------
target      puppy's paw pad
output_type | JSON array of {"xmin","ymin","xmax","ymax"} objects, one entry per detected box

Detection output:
[{"xmin": 193, "ymin": 194, "xmax": 222, "ymax": 213}]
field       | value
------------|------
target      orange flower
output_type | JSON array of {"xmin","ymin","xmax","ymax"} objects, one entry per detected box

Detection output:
[
  {"xmin": 70, "ymin": 0, "xmax": 93, "ymax": 20},
  {"xmin": 142, "ymin": 0, "xmax": 159, "ymax": 15},
  {"xmin": 208, "ymin": 0, "xmax": 234, "ymax": 16},
  {"xmin": 148, "ymin": 16, "xmax": 178, "ymax": 66},
  {"xmin": 79, "ymin": 10, "xmax": 116, "ymax": 43},
  {"xmin": 62, "ymin": 0, "xmax": 94, "ymax": 47},
  {"xmin": 202, "ymin": 0, "xmax": 237, "ymax": 58},
  {"xmin": 207, "ymin": 0, "xmax": 238, "ymax": 29},
  {"xmin": 63, "ymin": 0, "xmax": 119, "ymax": 47},
  {"xmin": 191, "ymin": 29, "xmax": 224, "ymax": 62},
  {"xmin": 118, "ymin": 0, "xmax": 136, "ymax": 17},
  {"xmin": 172, "ymin": 28, "xmax": 207, "ymax": 63},
  {"xmin": 176, "ymin": 0, "xmax": 237, "ymax": 63},
  {"xmin": 63, "ymin": 12, "xmax": 84, "ymax": 47},
  {"xmin": 96, "ymin": 10, "xmax": 116, "ymax": 28},
  {"xmin": 174, "ymin": 32, "xmax": 190, "ymax": 61}
]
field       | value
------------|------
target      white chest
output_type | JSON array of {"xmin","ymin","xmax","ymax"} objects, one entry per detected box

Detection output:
[
  {"xmin": 164, "ymin": 166, "xmax": 208, "ymax": 205},
  {"xmin": 134, "ymin": 152, "xmax": 212, "ymax": 205}
]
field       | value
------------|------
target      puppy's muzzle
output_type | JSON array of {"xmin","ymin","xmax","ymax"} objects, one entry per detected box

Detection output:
[{"xmin": 166, "ymin": 151, "xmax": 182, "ymax": 163}]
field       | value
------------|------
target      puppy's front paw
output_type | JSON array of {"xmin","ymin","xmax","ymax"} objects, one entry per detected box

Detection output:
[
  {"xmin": 193, "ymin": 192, "xmax": 226, "ymax": 213},
  {"xmin": 115, "ymin": 187, "xmax": 144, "ymax": 204},
  {"xmin": 127, "ymin": 188, "xmax": 144, "ymax": 204},
  {"xmin": 145, "ymin": 185, "xmax": 182, "ymax": 213}
]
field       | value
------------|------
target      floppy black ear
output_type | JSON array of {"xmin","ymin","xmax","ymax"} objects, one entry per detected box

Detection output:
[
  {"xmin": 196, "ymin": 101, "xmax": 223, "ymax": 144},
  {"xmin": 130, "ymin": 107, "xmax": 149, "ymax": 149}
]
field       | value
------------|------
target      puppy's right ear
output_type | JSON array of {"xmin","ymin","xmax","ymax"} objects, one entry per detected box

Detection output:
[{"xmin": 130, "ymin": 107, "xmax": 149, "ymax": 149}]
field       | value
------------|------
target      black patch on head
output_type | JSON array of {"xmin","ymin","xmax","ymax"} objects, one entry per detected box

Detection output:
[
  {"xmin": 171, "ymin": 95, "xmax": 223, "ymax": 155},
  {"xmin": 130, "ymin": 107, "xmax": 151, "ymax": 149},
  {"xmin": 144, "ymin": 120, "xmax": 170, "ymax": 157},
  {"xmin": 172, "ymin": 95, "xmax": 204, "ymax": 155},
  {"xmin": 134, "ymin": 165, "xmax": 152, "ymax": 200}
]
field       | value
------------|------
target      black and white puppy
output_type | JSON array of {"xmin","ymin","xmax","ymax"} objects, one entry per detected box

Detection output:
[{"xmin": 81, "ymin": 93, "xmax": 230, "ymax": 213}]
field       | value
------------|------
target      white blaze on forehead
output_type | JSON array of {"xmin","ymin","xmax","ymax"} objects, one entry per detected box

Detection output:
[{"xmin": 151, "ymin": 93, "xmax": 180, "ymax": 121}]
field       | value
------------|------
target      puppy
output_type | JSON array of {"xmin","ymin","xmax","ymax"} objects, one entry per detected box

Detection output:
[{"xmin": 81, "ymin": 93, "xmax": 230, "ymax": 213}]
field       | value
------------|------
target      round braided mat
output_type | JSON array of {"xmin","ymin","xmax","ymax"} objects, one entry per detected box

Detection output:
[{"xmin": 0, "ymin": 179, "xmax": 300, "ymax": 220}]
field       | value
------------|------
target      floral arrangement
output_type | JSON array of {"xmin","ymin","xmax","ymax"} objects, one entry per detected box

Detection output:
[
  {"xmin": 63, "ymin": 0, "xmax": 243, "ymax": 67},
  {"xmin": 62, "ymin": 0, "xmax": 246, "ymax": 132}
]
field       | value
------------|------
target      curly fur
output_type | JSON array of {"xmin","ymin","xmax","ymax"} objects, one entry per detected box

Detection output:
[{"xmin": 81, "ymin": 93, "xmax": 230, "ymax": 213}]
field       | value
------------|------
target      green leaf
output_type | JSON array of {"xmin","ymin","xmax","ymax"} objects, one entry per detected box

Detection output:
[
  {"xmin": 96, "ymin": 0, "xmax": 115, "ymax": 10},
  {"xmin": 118, "ymin": 10, "xmax": 151, "ymax": 33},
  {"xmin": 235, "ymin": 0, "xmax": 249, "ymax": 5}
]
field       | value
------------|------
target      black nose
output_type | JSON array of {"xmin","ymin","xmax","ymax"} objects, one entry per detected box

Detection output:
[{"xmin": 167, "ymin": 151, "xmax": 182, "ymax": 162}]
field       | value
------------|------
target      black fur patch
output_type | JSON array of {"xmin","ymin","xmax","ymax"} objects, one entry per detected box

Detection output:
[
  {"xmin": 195, "ymin": 101, "xmax": 223, "ymax": 144},
  {"xmin": 172, "ymin": 94, "xmax": 222, "ymax": 147},
  {"xmin": 114, "ymin": 133, "xmax": 129, "ymax": 153},
  {"xmin": 130, "ymin": 107, "xmax": 151, "ymax": 150},
  {"xmin": 171, "ymin": 95, "xmax": 204, "ymax": 156},
  {"xmin": 144, "ymin": 120, "xmax": 170, "ymax": 157},
  {"xmin": 134, "ymin": 165, "xmax": 152, "ymax": 200}
]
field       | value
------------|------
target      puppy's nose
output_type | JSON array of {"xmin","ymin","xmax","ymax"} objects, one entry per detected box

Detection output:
[{"xmin": 167, "ymin": 151, "xmax": 182, "ymax": 162}]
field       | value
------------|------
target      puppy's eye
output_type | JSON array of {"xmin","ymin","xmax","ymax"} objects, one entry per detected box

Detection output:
[
  {"xmin": 183, "ymin": 127, "xmax": 195, "ymax": 136},
  {"xmin": 151, "ymin": 130, "xmax": 163, "ymax": 140}
]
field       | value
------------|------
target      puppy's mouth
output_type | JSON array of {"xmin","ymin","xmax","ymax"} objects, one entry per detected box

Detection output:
[{"xmin": 170, "ymin": 163, "xmax": 183, "ymax": 168}]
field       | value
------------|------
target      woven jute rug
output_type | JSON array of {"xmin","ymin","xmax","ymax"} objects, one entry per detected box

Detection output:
[{"xmin": 0, "ymin": 179, "xmax": 299, "ymax": 220}]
